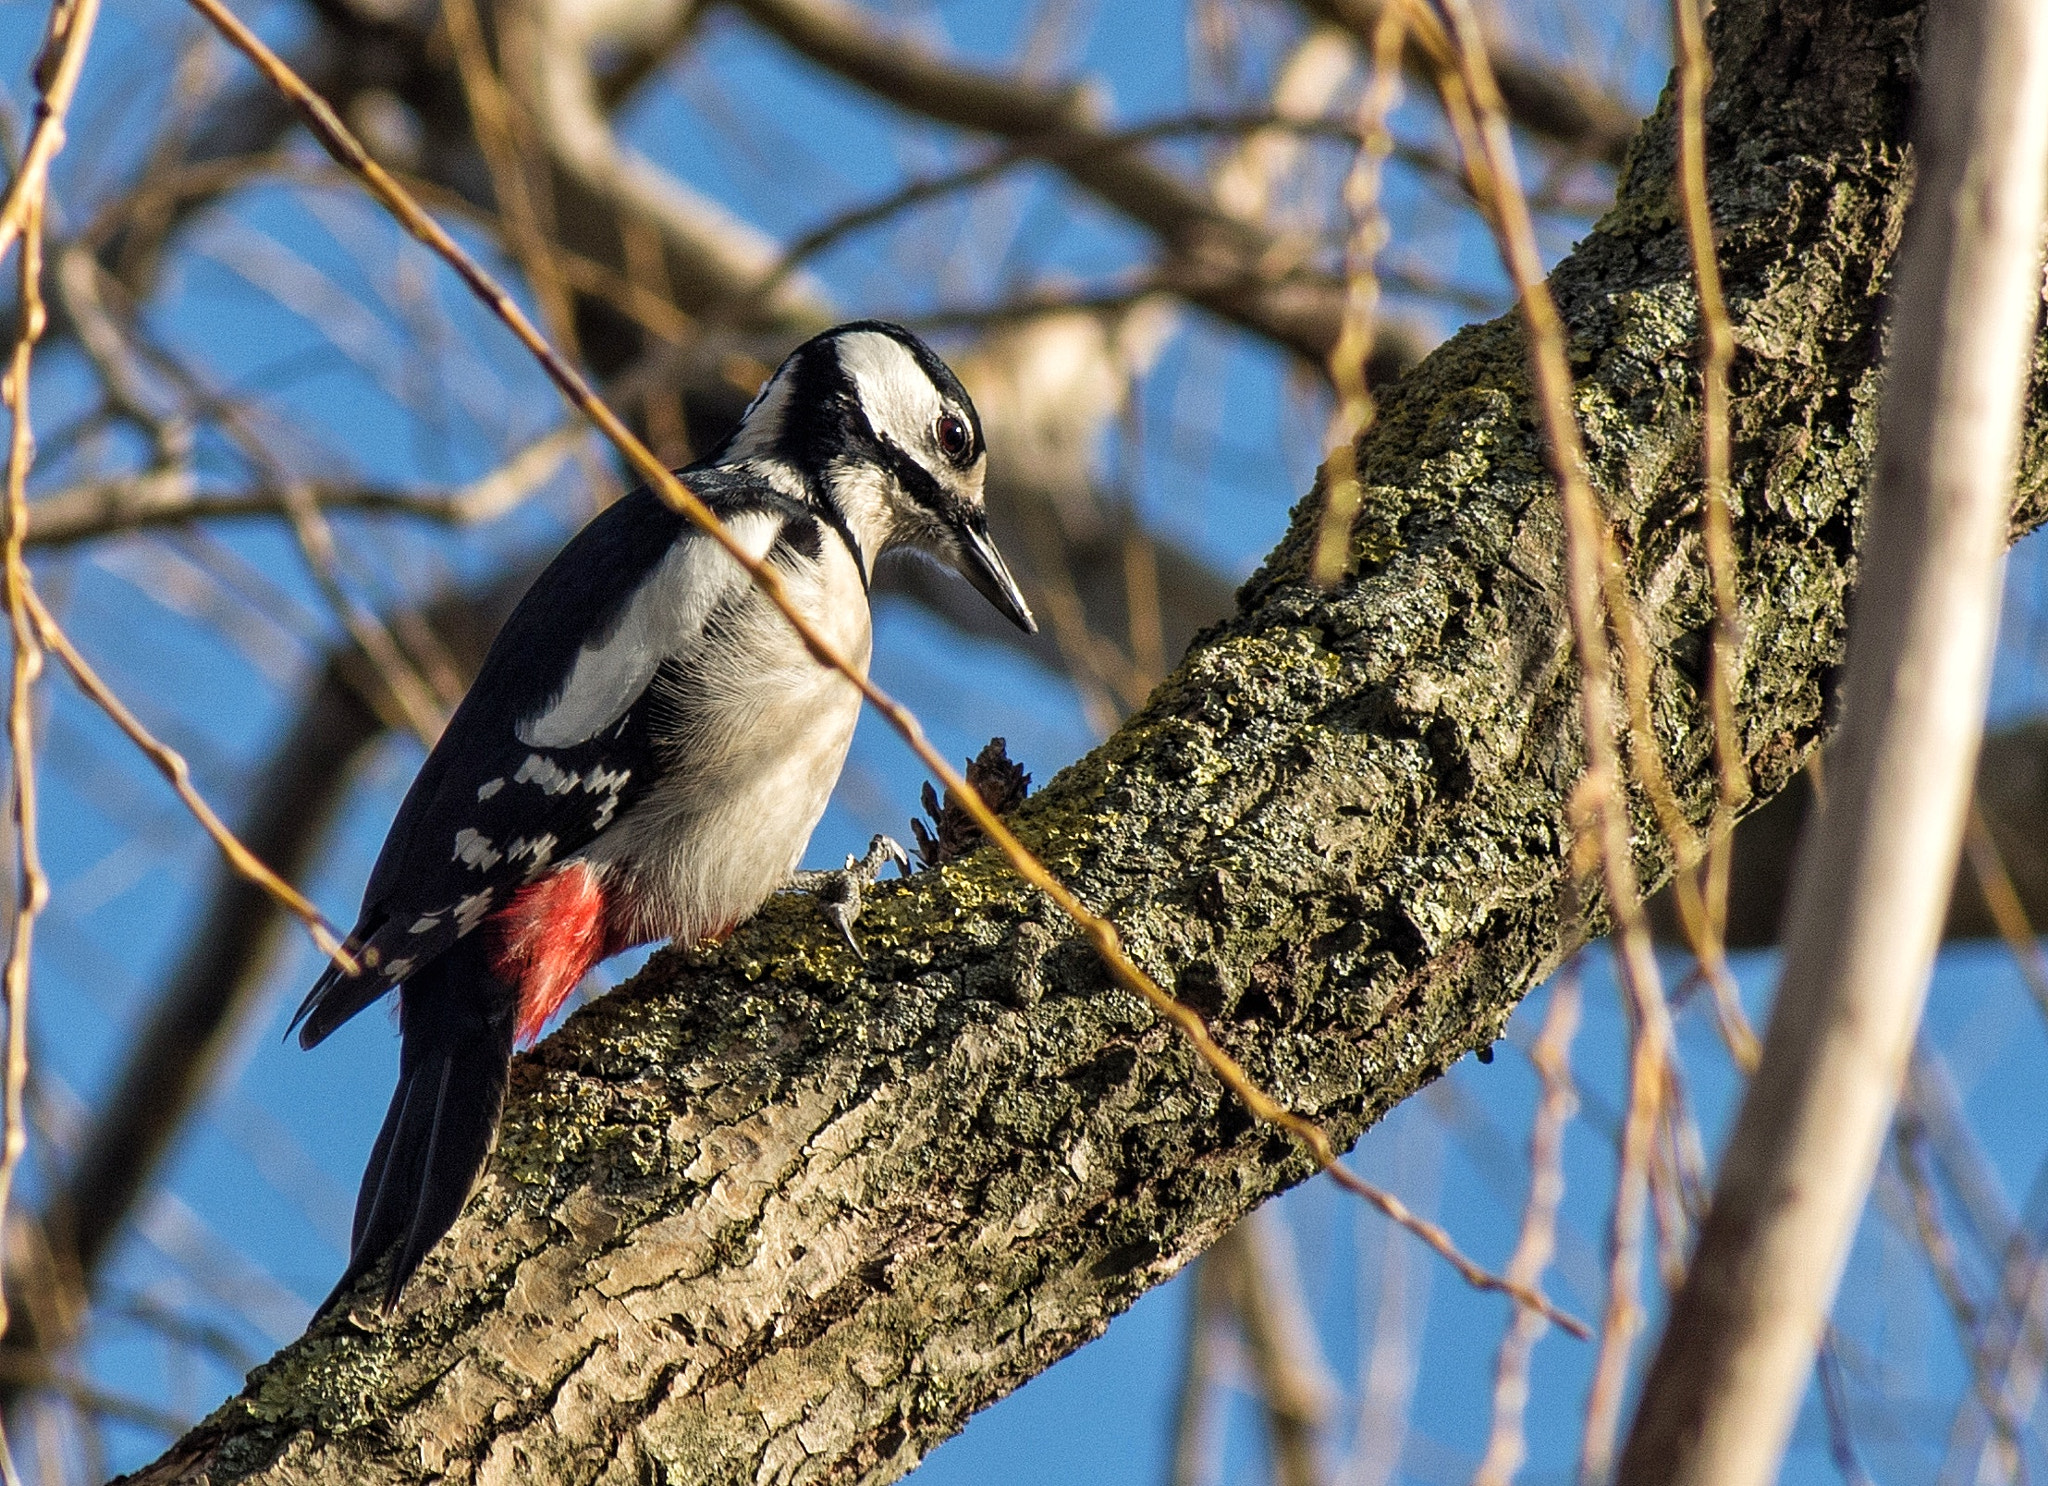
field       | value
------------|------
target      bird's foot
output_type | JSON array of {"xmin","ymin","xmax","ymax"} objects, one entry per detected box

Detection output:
[{"xmin": 790, "ymin": 835, "xmax": 909, "ymax": 957}]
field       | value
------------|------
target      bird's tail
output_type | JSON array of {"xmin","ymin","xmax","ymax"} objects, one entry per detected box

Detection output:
[{"xmin": 318, "ymin": 933, "xmax": 517, "ymax": 1314}]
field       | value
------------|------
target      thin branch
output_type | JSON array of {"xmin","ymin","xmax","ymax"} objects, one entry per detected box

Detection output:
[
  {"xmin": 1409, "ymin": 0, "xmax": 1671, "ymax": 1419},
  {"xmin": 753, "ymin": 110, "xmax": 1482, "ymax": 307},
  {"xmin": 440, "ymin": 0, "xmax": 582, "ymax": 361},
  {"xmin": 22, "ymin": 423, "xmax": 586, "ymax": 546},
  {"xmin": 1894, "ymin": 1118, "xmax": 1983, "ymax": 1339},
  {"xmin": 0, "ymin": 0, "xmax": 103, "ymax": 271},
  {"xmin": 1472, "ymin": 971, "xmax": 1583, "ymax": 1486},
  {"xmin": 185, "ymin": 0, "xmax": 1582, "ymax": 1336},
  {"xmin": 24, "ymin": 587, "xmax": 353, "ymax": 969},
  {"xmin": 1215, "ymin": 1211, "xmax": 1336, "ymax": 1486},
  {"xmin": 1815, "ymin": 1333, "xmax": 1876, "ymax": 1486},
  {"xmin": 1296, "ymin": 0, "xmax": 1639, "ymax": 165},
  {"xmin": 0, "ymin": 115, "xmax": 47, "ymax": 1486},
  {"xmin": 0, "ymin": 6, "xmax": 98, "ymax": 1480},
  {"xmin": 1309, "ymin": 3, "xmax": 1403, "ymax": 587},
  {"xmin": 1167, "ymin": 1251, "xmax": 1229, "ymax": 1486},
  {"xmin": 60, "ymin": 249, "xmax": 453, "ymax": 742},
  {"xmin": 1671, "ymin": 0, "xmax": 1752, "ymax": 962},
  {"xmin": 1938, "ymin": 1183, "xmax": 2048, "ymax": 1486},
  {"xmin": 724, "ymin": 0, "xmax": 1430, "ymax": 367},
  {"xmin": 1962, "ymin": 801, "xmax": 2048, "ymax": 1020}
]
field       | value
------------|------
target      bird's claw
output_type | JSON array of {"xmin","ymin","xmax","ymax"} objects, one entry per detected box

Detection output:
[{"xmin": 791, "ymin": 834, "xmax": 908, "ymax": 957}]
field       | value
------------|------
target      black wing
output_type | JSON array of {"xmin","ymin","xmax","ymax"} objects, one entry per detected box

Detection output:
[{"xmin": 293, "ymin": 474, "xmax": 799, "ymax": 1047}]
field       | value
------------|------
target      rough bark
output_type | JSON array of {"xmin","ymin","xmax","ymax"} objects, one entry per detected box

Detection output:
[{"xmin": 123, "ymin": 0, "xmax": 2048, "ymax": 1480}]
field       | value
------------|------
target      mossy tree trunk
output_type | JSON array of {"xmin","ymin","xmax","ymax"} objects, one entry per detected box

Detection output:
[{"xmin": 124, "ymin": 0, "xmax": 2048, "ymax": 1480}]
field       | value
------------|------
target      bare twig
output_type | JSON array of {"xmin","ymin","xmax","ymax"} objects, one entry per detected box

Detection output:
[
  {"xmin": 1212, "ymin": 1211, "xmax": 1336, "ymax": 1486},
  {"xmin": 1309, "ymin": 2, "xmax": 1403, "ymax": 587},
  {"xmin": 186, "ymin": 0, "xmax": 1583, "ymax": 1336},
  {"xmin": 1617, "ymin": 0, "xmax": 2048, "ymax": 1477},
  {"xmin": 0, "ymin": 6, "xmax": 101, "ymax": 1480},
  {"xmin": 1815, "ymin": 1334, "xmax": 1875, "ymax": 1486},
  {"xmin": 1671, "ymin": 0, "xmax": 1752, "ymax": 961},
  {"xmin": 1963, "ymin": 801, "xmax": 2048, "ymax": 1020},
  {"xmin": 440, "ymin": 0, "xmax": 582, "ymax": 362},
  {"xmin": 1894, "ymin": 1116, "xmax": 1983, "ymax": 1339},
  {"xmin": 1472, "ymin": 971, "xmax": 1583, "ymax": 1486},
  {"xmin": 1167, "ymin": 1251, "xmax": 1229, "ymax": 1486},
  {"xmin": 725, "ymin": 0, "xmax": 1423, "ymax": 367},
  {"xmin": 1295, "ymin": 0, "xmax": 1639, "ymax": 165},
  {"xmin": 24, "ymin": 588, "xmax": 353, "ymax": 969},
  {"xmin": 0, "ymin": 139, "xmax": 46, "ymax": 1486},
  {"xmin": 1411, "ymin": 0, "xmax": 1669, "ymax": 1420},
  {"xmin": 0, "ymin": 0, "xmax": 103, "ymax": 272},
  {"xmin": 23, "ymin": 424, "xmax": 586, "ymax": 546},
  {"xmin": 55, "ymin": 249, "xmax": 453, "ymax": 743},
  {"xmin": 755, "ymin": 110, "xmax": 1480, "ymax": 309},
  {"xmin": 1938, "ymin": 1194, "xmax": 2048, "ymax": 1486},
  {"xmin": 1909, "ymin": 1045, "xmax": 2019, "ymax": 1268}
]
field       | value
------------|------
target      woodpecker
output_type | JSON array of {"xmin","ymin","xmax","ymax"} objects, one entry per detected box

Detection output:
[{"xmin": 294, "ymin": 322, "xmax": 1036, "ymax": 1311}]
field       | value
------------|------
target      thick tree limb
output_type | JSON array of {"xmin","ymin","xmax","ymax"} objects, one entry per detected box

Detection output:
[{"xmin": 121, "ymin": 0, "xmax": 2048, "ymax": 1480}]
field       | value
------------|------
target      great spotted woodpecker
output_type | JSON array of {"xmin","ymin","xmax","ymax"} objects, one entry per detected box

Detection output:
[{"xmin": 293, "ymin": 322, "xmax": 1036, "ymax": 1310}]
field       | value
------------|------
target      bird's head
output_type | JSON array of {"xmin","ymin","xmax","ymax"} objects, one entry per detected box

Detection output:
[{"xmin": 719, "ymin": 321, "xmax": 1037, "ymax": 634}]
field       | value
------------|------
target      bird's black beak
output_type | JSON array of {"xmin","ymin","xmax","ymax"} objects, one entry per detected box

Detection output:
[{"xmin": 955, "ymin": 516, "xmax": 1037, "ymax": 633}]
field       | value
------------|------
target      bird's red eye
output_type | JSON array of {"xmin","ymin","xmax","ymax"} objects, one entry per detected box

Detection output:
[{"xmin": 935, "ymin": 413, "xmax": 972, "ymax": 462}]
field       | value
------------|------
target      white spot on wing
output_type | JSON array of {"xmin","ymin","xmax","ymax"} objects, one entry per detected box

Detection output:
[
  {"xmin": 508, "ymin": 834, "xmax": 558, "ymax": 880},
  {"xmin": 384, "ymin": 957, "xmax": 415, "ymax": 982},
  {"xmin": 453, "ymin": 828, "xmax": 503, "ymax": 870},
  {"xmin": 584, "ymin": 764, "xmax": 631, "ymax": 829},
  {"xmin": 515, "ymin": 753, "xmax": 578, "ymax": 794},
  {"xmin": 408, "ymin": 915, "xmax": 441, "ymax": 935},
  {"xmin": 516, "ymin": 511, "xmax": 783, "ymax": 749},
  {"xmin": 454, "ymin": 890, "xmax": 495, "ymax": 935},
  {"xmin": 477, "ymin": 777, "xmax": 505, "ymax": 800}
]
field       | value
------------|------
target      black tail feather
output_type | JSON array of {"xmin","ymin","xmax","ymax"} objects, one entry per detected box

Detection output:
[
  {"xmin": 317, "ymin": 935, "xmax": 517, "ymax": 1314},
  {"xmin": 292, "ymin": 969, "xmax": 390, "ymax": 1051}
]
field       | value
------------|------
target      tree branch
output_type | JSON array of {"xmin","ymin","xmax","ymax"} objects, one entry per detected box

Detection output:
[
  {"xmin": 1294, "ymin": 0, "xmax": 1640, "ymax": 166},
  {"xmin": 718, "ymin": 0, "xmax": 1431, "ymax": 371},
  {"xmin": 1649, "ymin": 723, "xmax": 2048, "ymax": 948},
  {"xmin": 1618, "ymin": 0, "xmax": 2048, "ymax": 1476},
  {"xmin": 122, "ymin": 0, "xmax": 2035, "ymax": 1479}
]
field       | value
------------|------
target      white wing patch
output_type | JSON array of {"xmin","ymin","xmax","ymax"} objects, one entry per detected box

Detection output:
[
  {"xmin": 835, "ymin": 331, "xmax": 943, "ymax": 456},
  {"xmin": 454, "ymin": 891, "xmax": 496, "ymax": 935},
  {"xmin": 516, "ymin": 510, "xmax": 782, "ymax": 748},
  {"xmin": 453, "ymin": 828, "xmax": 502, "ymax": 870}
]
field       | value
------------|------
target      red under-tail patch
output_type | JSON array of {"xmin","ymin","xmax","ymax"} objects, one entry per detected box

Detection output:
[{"xmin": 489, "ymin": 863, "xmax": 613, "ymax": 1046}]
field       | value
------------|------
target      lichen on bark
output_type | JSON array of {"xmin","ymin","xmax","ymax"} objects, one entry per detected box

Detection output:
[{"xmin": 124, "ymin": 0, "xmax": 2048, "ymax": 1481}]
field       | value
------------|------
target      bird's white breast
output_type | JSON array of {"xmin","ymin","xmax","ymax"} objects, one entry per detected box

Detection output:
[{"xmin": 582, "ymin": 520, "xmax": 872, "ymax": 944}]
